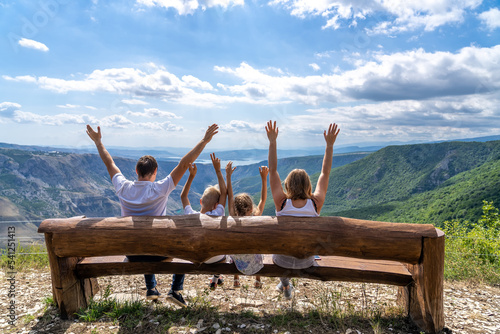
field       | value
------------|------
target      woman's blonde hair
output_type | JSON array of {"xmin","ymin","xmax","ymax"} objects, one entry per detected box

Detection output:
[
  {"xmin": 234, "ymin": 193, "xmax": 256, "ymax": 216},
  {"xmin": 284, "ymin": 169, "xmax": 312, "ymax": 200}
]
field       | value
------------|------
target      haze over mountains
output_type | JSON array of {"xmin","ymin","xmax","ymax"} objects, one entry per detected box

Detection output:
[{"xmin": 2, "ymin": 135, "xmax": 500, "ymax": 242}]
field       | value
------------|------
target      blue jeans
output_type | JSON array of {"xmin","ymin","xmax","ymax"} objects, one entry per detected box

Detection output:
[{"xmin": 126, "ymin": 255, "xmax": 185, "ymax": 291}]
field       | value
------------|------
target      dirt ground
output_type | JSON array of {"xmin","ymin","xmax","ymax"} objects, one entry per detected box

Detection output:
[{"xmin": 1, "ymin": 268, "xmax": 499, "ymax": 333}]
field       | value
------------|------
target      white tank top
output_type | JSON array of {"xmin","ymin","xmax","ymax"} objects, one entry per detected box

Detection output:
[{"xmin": 273, "ymin": 199, "xmax": 319, "ymax": 269}]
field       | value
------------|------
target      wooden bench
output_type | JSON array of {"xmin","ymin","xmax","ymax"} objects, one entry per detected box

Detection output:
[{"xmin": 38, "ymin": 215, "xmax": 445, "ymax": 333}]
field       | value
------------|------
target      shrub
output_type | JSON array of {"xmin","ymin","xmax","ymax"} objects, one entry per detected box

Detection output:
[{"xmin": 443, "ymin": 201, "xmax": 500, "ymax": 284}]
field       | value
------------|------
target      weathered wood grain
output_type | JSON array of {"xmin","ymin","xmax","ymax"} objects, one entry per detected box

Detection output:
[
  {"xmin": 39, "ymin": 215, "xmax": 438, "ymax": 264},
  {"xmin": 38, "ymin": 215, "xmax": 444, "ymax": 333},
  {"xmin": 76, "ymin": 255, "xmax": 414, "ymax": 286}
]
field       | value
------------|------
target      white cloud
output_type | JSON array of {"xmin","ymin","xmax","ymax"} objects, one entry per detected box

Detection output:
[
  {"xmin": 0, "ymin": 101, "xmax": 183, "ymax": 131},
  {"xmin": 57, "ymin": 104, "xmax": 79, "ymax": 109},
  {"xmin": 8, "ymin": 45, "xmax": 500, "ymax": 108},
  {"xmin": 126, "ymin": 108, "xmax": 181, "ymax": 118},
  {"xmin": 270, "ymin": 0, "xmax": 482, "ymax": 34},
  {"xmin": 136, "ymin": 0, "xmax": 244, "ymax": 15},
  {"xmin": 121, "ymin": 99, "xmax": 149, "ymax": 105},
  {"xmin": 6, "ymin": 65, "xmax": 232, "ymax": 107},
  {"xmin": 220, "ymin": 120, "xmax": 262, "ymax": 132},
  {"xmin": 0, "ymin": 102, "xmax": 22, "ymax": 118},
  {"xmin": 3, "ymin": 75, "xmax": 37, "ymax": 83},
  {"xmin": 137, "ymin": 121, "xmax": 183, "ymax": 131},
  {"xmin": 478, "ymin": 8, "xmax": 500, "ymax": 30},
  {"xmin": 309, "ymin": 63, "xmax": 320, "ymax": 71},
  {"xmin": 12, "ymin": 111, "xmax": 98, "ymax": 125},
  {"xmin": 286, "ymin": 94, "xmax": 500, "ymax": 144},
  {"xmin": 18, "ymin": 38, "xmax": 49, "ymax": 52},
  {"xmin": 215, "ymin": 45, "xmax": 500, "ymax": 105},
  {"xmin": 182, "ymin": 75, "xmax": 214, "ymax": 90},
  {"xmin": 57, "ymin": 104, "xmax": 97, "ymax": 110}
]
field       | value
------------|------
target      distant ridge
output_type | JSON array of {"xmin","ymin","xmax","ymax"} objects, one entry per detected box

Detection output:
[
  {"xmin": 2, "ymin": 133, "xmax": 500, "ymax": 161},
  {"xmin": 3, "ymin": 137, "xmax": 500, "ymax": 229}
]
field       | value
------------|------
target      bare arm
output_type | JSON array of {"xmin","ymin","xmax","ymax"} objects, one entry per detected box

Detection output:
[
  {"xmin": 180, "ymin": 163, "xmax": 196, "ymax": 208},
  {"xmin": 211, "ymin": 153, "xmax": 227, "ymax": 208},
  {"xmin": 170, "ymin": 124, "xmax": 219, "ymax": 186},
  {"xmin": 86, "ymin": 125, "xmax": 121, "ymax": 180},
  {"xmin": 266, "ymin": 120, "xmax": 286, "ymax": 211},
  {"xmin": 226, "ymin": 161, "xmax": 236, "ymax": 216},
  {"xmin": 312, "ymin": 123, "xmax": 340, "ymax": 213},
  {"xmin": 256, "ymin": 166, "xmax": 268, "ymax": 215}
]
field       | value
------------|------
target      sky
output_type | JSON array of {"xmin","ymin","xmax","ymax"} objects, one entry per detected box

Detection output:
[{"xmin": 1, "ymin": 0, "xmax": 500, "ymax": 151}]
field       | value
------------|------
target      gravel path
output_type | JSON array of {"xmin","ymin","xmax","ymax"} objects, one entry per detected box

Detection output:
[{"xmin": 1, "ymin": 269, "xmax": 499, "ymax": 333}]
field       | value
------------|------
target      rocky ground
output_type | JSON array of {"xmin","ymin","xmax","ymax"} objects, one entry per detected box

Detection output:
[{"xmin": 1, "ymin": 268, "xmax": 499, "ymax": 334}]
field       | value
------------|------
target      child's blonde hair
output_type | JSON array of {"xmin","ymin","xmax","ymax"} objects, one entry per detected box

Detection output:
[
  {"xmin": 234, "ymin": 193, "xmax": 256, "ymax": 216},
  {"xmin": 284, "ymin": 169, "xmax": 312, "ymax": 200},
  {"xmin": 201, "ymin": 185, "xmax": 221, "ymax": 208}
]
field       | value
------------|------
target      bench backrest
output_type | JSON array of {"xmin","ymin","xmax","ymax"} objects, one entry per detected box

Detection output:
[{"xmin": 38, "ymin": 215, "xmax": 440, "ymax": 264}]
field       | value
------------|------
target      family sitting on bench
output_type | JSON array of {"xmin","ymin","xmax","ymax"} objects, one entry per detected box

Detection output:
[{"xmin": 86, "ymin": 120, "xmax": 340, "ymax": 307}]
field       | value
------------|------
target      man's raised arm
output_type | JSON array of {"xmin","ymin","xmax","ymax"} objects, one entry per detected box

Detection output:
[
  {"xmin": 86, "ymin": 125, "xmax": 121, "ymax": 180},
  {"xmin": 170, "ymin": 124, "xmax": 219, "ymax": 186}
]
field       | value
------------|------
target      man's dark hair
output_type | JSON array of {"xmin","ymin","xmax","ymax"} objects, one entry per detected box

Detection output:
[{"xmin": 136, "ymin": 155, "xmax": 158, "ymax": 178}]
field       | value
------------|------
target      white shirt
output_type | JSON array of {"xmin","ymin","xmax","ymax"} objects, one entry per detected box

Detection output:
[
  {"xmin": 273, "ymin": 199, "xmax": 319, "ymax": 269},
  {"xmin": 112, "ymin": 173, "xmax": 175, "ymax": 217},
  {"xmin": 183, "ymin": 204, "xmax": 225, "ymax": 216}
]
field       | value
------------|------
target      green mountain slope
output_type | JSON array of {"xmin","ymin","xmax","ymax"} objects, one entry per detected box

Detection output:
[
  {"xmin": 337, "ymin": 157, "xmax": 500, "ymax": 226},
  {"xmin": 321, "ymin": 141, "xmax": 500, "ymax": 225},
  {"xmin": 0, "ymin": 147, "xmax": 367, "ymax": 221}
]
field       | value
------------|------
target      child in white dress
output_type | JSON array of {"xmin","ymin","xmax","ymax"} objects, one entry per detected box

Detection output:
[
  {"xmin": 265, "ymin": 120, "xmax": 340, "ymax": 300},
  {"xmin": 226, "ymin": 162, "xmax": 268, "ymax": 288}
]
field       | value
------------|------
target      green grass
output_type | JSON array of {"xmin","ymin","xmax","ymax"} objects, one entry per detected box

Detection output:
[{"xmin": 0, "ymin": 242, "xmax": 48, "ymax": 271}]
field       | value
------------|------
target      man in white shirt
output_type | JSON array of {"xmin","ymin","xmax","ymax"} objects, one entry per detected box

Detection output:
[{"xmin": 86, "ymin": 123, "xmax": 219, "ymax": 307}]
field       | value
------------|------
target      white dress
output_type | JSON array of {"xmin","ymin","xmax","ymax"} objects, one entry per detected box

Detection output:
[{"xmin": 272, "ymin": 199, "xmax": 319, "ymax": 269}]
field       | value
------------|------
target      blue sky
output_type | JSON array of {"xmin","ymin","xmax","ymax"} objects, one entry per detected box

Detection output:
[{"xmin": 1, "ymin": 0, "xmax": 500, "ymax": 150}]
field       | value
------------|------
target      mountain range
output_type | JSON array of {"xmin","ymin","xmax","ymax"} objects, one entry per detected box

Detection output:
[{"xmin": 2, "ymin": 138, "xmax": 500, "ymax": 246}]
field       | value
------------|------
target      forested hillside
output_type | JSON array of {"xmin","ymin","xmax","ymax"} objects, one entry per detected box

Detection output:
[
  {"xmin": 320, "ymin": 141, "xmax": 500, "ymax": 225},
  {"xmin": 0, "ymin": 146, "xmax": 368, "ymax": 222},
  {"xmin": 3, "ymin": 140, "xmax": 500, "ymax": 228}
]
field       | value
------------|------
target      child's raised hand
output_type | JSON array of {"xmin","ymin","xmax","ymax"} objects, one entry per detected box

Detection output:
[
  {"xmin": 226, "ymin": 161, "xmax": 236, "ymax": 176},
  {"xmin": 210, "ymin": 153, "xmax": 221, "ymax": 171},
  {"xmin": 259, "ymin": 166, "xmax": 269, "ymax": 179},
  {"xmin": 203, "ymin": 124, "xmax": 219, "ymax": 143},
  {"xmin": 324, "ymin": 123, "xmax": 340, "ymax": 147},
  {"xmin": 265, "ymin": 120, "xmax": 279, "ymax": 142},
  {"xmin": 188, "ymin": 163, "xmax": 197, "ymax": 176}
]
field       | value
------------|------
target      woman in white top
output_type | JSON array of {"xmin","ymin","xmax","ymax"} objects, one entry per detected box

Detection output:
[{"xmin": 265, "ymin": 120, "xmax": 340, "ymax": 300}]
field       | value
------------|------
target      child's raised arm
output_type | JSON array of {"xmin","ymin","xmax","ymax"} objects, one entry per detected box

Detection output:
[
  {"xmin": 226, "ymin": 161, "xmax": 236, "ymax": 216},
  {"xmin": 256, "ymin": 166, "xmax": 268, "ymax": 215},
  {"xmin": 312, "ymin": 123, "xmax": 340, "ymax": 213},
  {"xmin": 266, "ymin": 120, "xmax": 287, "ymax": 211},
  {"xmin": 211, "ymin": 153, "xmax": 227, "ymax": 208},
  {"xmin": 180, "ymin": 163, "xmax": 197, "ymax": 209}
]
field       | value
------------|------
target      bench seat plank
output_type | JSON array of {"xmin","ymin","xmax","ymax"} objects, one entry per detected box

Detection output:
[{"xmin": 76, "ymin": 255, "xmax": 413, "ymax": 286}]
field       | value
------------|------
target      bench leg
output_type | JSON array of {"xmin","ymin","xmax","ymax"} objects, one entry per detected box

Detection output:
[
  {"xmin": 45, "ymin": 233, "xmax": 99, "ymax": 319},
  {"xmin": 397, "ymin": 231, "xmax": 445, "ymax": 333}
]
